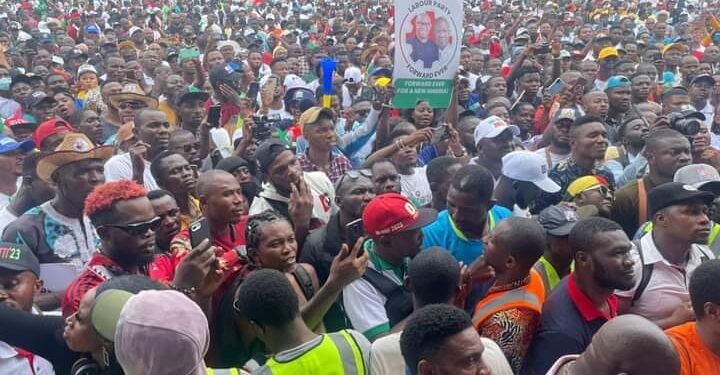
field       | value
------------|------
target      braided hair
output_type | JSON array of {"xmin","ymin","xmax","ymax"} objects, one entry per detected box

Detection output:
[{"xmin": 245, "ymin": 210, "xmax": 291, "ymax": 251}]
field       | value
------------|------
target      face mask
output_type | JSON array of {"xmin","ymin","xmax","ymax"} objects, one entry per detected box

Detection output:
[{"xmin": 0, "ymin": 77, "xmax": 10, "ymax": 91}]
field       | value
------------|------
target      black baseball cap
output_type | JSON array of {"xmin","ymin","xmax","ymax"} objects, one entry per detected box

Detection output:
[
  {"xmin": 10, "ymin": 74, "xmax": 33, "ymax": 89},
  {"xmin": 173, "ymin": 87, "xmax": 210, "ymax": 107},
  {"xmin": 648, "ymin": 182, "xmax": 715, "ymax": 216},
  {"xmin": 690, "ymin": 74, "xmax": 716, "ymax": 86},
  {"xmin": 0, "ymin": 242, "xmax": 40, "ymax": 276},
  {"xmin": 27, "ymin": 91, "xmax": 57, "ymax": 108},
  {"xmin": 208, "ymin": 64, "xmax": 243, "ymax": 84},
  {"xmin": 538, "ymin": 205, "xmax": 579, "ymax": 236},
  {"xmin": 255, "ymin": 138, "xmax": 290, "ymax": 174}
]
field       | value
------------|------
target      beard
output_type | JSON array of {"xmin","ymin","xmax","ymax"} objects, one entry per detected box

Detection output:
[{"xmin": 593, "ymin": 259, "xmax": 635, "ymax": 291}]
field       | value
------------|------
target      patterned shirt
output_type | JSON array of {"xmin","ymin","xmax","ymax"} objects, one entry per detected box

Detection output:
[
  {"xmin": 536, "ymin": 157, "xmax": 615, "ymax": 212},
  {"xmin": 2, "ymin": 201, "xmax": 100, "ymax": 269},
  {"xmin": 477, "ymin": 276, "xmax": 542, "ymax": 374},
  {"xmin": 62, "ymin": 253, "xmax": 141, "ymax": 317},
  {"xmin": 298, "ymin": 151, "xmax": 353, "ymax": 183}
]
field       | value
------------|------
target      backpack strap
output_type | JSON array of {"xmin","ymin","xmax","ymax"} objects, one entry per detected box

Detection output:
[
  {"xmin": 291, "ymin": 265, "xmax": 315, "ymax": 301},
  {"xmin": 632, "ymin": 239, "xmax": 654, "ymax": 305},
  {"xmin": 637, "ymin": 178, "xmax": 648, "ymax": 225},
  {"xmin": 361, "ymin": 267, "xmax": 412, "ymax": 326}
]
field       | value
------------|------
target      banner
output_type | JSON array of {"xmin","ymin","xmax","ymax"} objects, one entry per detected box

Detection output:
[{"xmin": 392, "ymin": 0, "xmax": 463, "ymax": 108}]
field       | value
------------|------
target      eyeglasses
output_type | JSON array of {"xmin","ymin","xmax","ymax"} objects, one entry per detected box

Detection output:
[
  {"xmin": 335, "ymin": 169, "xmax": 372, "ymax": 190},
  {"xmin": 118, "ymin": 101, "xmax": 146, "ymax": 110},
  {"xmin": 102, "ymin": 216, "xmax": 162, "ymax": 236}
]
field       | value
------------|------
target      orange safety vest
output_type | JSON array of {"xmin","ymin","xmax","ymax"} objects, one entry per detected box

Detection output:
[{"xmin": 472, "ymin": 268, "xmax": 546, "ymax": 329}]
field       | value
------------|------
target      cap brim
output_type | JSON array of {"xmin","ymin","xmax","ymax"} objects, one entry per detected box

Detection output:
[
  {"xmin": 692, "ymin": 77, "xmax": 716, "ymax": 86},
  {"xmin": 405, "ymin": 208, "xmax": 439, "ymax": 232},
  {"xmin": 547, "ymin": 221, "xmax": 577, "ymax": 236},
  {"xmin": 109, "ymin": 93, "xmax": 159, "ymax": 109},
  {"xmin": 697, "ymin": 180, "xmax": 720, "ymax": 196},
  {"xmin": 37, "ymin": 146, "xmax": 114, "ymax": 182},
  {"xmin": 91, "ymin": 289, "xmax": 134, "ymax": 342},
  {"xmin": 30, "ymin": 97, "xmax": 57, "ymax": 107},
  {"xmin": 178, "ymin": 92, "xmax": 210, "ymax": 104},
  {"xmin": 533, "ymin": 176, "xmax": 561, "ymax": 193},
  {"xmin": 657, "ymin": 191, "xmax": 716, "ymax": 214},
  {"xmin": 0, "ymin": 139, "xmax": 35, "ymax": 154},
  {"xmin": 0, "ymin": 263, "xmax": 33, "ymax": 273}
]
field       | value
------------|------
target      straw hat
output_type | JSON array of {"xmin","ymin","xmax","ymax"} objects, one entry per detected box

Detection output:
[
  {"xmin": 37, "ymin": 133, "xmax": 113, "ymax": 182},
  {"xmin": 108, "ymin": 84, "xmax": 159, "ymax": 110}
]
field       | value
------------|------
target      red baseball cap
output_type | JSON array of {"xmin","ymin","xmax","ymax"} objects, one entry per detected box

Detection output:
[
  {"xmin": 5, "ymin": 117, "xmax": 37, "ymax": 129},
  {"xmin": 33, "ymin": 119, "xmax": 73, "ymax": 148},
  {"xmin": 362, "ymin": 193, "xmax": 438, "ymax": 237}
]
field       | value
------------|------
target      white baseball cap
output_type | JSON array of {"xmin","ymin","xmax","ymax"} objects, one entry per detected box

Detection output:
[
  {"xmin": 344, "ymin": 67, "xmax": 363, "ymax": 84},
  {"xmin": 474, "ymin": 116, "xmax": 520, "ymax": 145},
  {"xmin": 502, "ymin": 150, "xmax": 561, "ymax": 193}
]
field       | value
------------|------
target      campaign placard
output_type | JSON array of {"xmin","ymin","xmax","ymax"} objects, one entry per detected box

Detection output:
[{"xmin": 393, "ymin": 0, "xmax": 463, "ymax": 108}]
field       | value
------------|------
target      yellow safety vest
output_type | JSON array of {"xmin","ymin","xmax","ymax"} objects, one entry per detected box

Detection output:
[
  {"xmin": 265, "ymin": 330, "xmax": 366, "ymax": 375},
  {"xmin": 207, "ymin": 368, "xmax": 242, "ymax": 375},
  {"xmin": 642, "ymin": 222, "xmax": 720, "ymax": 249}
]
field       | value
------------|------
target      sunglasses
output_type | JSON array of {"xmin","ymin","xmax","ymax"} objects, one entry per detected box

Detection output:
[
  {"xmin": 586, "ymin": 185, "xmax": 612, "ymax": 196},
  {"xmin": 335, "ymin": 169, "xmax": 372, "ymax": 189},
  {"xmin": 177, "ymin": 142, "xmax": 200, "ymax": 153},
  {"xmin": 102, "ymin": 216, "xmax": 162, "ymax": 236},
  {"xmin": 118, "ymin": 101, "xmax": 146, "ymax": 110}
]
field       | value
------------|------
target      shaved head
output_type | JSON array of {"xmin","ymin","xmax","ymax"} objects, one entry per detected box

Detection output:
[
  {"xmin": 196, "ymin": 170, "xmax": 238, "ymax": 197},
  {"xmin": 572, "ymin": 315, "xmax": 680, "ymax": 375}
]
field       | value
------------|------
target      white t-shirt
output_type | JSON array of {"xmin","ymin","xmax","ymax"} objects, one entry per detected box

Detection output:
[
  {"xmin": 369, "ymin": 333, "xmax": 513, "ymax": 375},
  {"xmin": 0, "ymin": 341, "xmax": 55, "ymax": 374},
  {"xmin": 400, "ymin": 166, "xmax": 432, "ymax": 207},
  {"xmin": 535, "ymin": 147, "xmax": 570, "ymax": 169},
  {"xmin": 343, "ymin": 256, "xmax": 404, "ymax": 339},
  {"xmin": 104, "ymin": 153, "xmax": 159, "ymax": 191}
]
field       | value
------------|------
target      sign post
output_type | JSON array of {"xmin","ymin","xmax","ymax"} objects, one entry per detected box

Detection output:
[{"xmin": 392, "ymin": 0, "xmax": 463, "ymax": 108}]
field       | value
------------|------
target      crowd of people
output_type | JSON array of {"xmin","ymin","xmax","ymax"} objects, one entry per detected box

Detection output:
[{"xmin": 1, "ymin": 0, "xmax": 720, "ymax": 374}]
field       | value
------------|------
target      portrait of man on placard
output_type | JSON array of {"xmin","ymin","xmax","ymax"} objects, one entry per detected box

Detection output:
[{"xmin": 406, "ymin": 11, "xmax": 440, "ymax": 69}]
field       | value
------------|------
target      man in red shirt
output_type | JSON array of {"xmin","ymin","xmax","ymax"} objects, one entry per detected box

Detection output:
[
  {"xmin": 62, "ymin": 180, "xmax": 160, "ymax": 317},
  {"xmin": 62, "ymin": 179, "xmax": 216, "ymax": 317},
  {"xmin": 151, "ymin": 170, "xmax": 250, "ymax": 299}
]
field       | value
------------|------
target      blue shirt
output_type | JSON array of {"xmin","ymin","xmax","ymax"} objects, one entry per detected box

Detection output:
[{"xmin": 421, "ymin": 206, "xmax": 512, "ymax": 265}]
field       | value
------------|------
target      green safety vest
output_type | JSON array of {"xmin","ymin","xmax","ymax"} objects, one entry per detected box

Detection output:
[
  {"xmin": 534, "ymin": 257, "xmax": 575, "ymax": 294},
  {"xmin": 207, "ymin": 368, "xmax": 242, "ymax": 375},
  {"xmin": 265, "ymin": 330, "xmax": 366, "ymax": 375}
]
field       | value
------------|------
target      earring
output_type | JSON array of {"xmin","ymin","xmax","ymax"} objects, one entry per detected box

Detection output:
[{"xmin": 102, "ymin": 346, "xmax": 110, "ymax": 367}]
